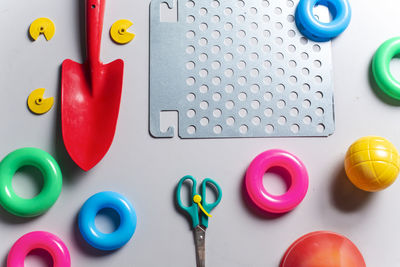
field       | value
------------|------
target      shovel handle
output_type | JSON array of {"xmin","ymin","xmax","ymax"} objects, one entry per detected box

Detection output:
[{"xmin": 86, "ymin": 0, "xmax": 105, "ymax": 65}]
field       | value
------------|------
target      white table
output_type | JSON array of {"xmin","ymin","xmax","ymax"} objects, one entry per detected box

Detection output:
[{"xmin": 0, "ymin": 0, "xmax": 399, "ymax": 266}]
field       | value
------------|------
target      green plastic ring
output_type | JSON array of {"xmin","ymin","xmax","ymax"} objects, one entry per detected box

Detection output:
[
  {"xmin": 372, "ymin": 37, "xmax": 400, "ymax": 100},
  {"xmin": 0, "ymin": 148, "xmax": 62, "ymax": 217}
]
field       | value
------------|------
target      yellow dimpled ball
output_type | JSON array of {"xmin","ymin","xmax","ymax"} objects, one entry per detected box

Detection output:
[{"xmin": 344, "ymin": 136, "xmax": 400, "ymax": 192}]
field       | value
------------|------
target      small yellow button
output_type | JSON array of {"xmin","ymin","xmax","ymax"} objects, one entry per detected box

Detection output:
[
  {"xmin": 29, "ymin": 18, "xmax": 55, "ymax": 41},
  {"xmin": 27, "ymin": 88, "xmax": 54, "ymax": 115},
  {"xmin": 110, "ymin": 19, "xmax": 135, "ymax": 44},
  {"xmin": 193, "ymin": 194, "xmax": 202, "ymax": 203}
]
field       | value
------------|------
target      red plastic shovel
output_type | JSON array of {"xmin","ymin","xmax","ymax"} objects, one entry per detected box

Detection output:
[{"xmin": 61, "ymin": 0, "xmax": 123, "ymax": 171}]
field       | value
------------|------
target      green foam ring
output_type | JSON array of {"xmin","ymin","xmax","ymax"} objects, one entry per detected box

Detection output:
[
  {"xmin": 0, "ymin": 148, "xmax": 62, "ymax": 217},
  {"xmin": 372, "ymin": 37, "xmax": 400, "ymax": 100}
]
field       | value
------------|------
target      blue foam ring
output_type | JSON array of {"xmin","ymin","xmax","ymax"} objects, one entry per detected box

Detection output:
[
  {"xmin": 78, "ymin": 191, "xmax": 137, "ymax": 251},
  {"xmin": 295, "ymin": 0, "xmax": 351, "ymax": 42}
]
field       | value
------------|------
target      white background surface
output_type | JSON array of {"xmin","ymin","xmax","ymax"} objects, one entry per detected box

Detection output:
[{"xmin": 1, "ymin": 0, "xmax": 400, "ymax": 266}]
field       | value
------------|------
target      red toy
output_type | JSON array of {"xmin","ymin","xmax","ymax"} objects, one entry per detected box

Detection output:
[
  {"xmin": 280, "ymin": 231, "xmax": 366, "ymax": 267},
  {"xmin": 61, "ymin": 0, "xmax": 124, "ymax": 171}
]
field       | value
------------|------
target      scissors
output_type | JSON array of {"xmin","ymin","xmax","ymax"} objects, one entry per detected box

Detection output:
[{"xmin": 176, "ymin": 175, "xmax": 222, "ymax": 267}]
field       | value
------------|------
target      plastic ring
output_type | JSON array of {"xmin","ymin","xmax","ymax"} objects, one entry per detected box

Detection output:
[
  {"xmin": 372, "ymin": 37, "xmax": 400, "ymax": 100},
  {"xmin": 295, "ymin": 0, "xmax": 351, "ymax": 42},
  {"xmin": 78, "ymin": 191, "xmax": 137, "ymax": 251},
  {"xmin": 245, "ymin": 149, "xmax": 309, "ymax": 213},
  {"xmin": 7, "ymin": 231, "xmax": 71, "ymax": 267},
  {"xmin": 0, "ymin": 148, "xmax": 62, "ymax": 217}
]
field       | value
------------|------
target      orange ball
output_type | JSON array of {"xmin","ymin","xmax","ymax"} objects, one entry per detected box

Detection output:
[{"xmin": 280, "ymin": 231, "xmax": 365, "ymax": 267}]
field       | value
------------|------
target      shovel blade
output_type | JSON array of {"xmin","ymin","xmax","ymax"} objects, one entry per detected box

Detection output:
[{"xmin": 61, "ymin": 59, "xmax": 124, "ymax": 171}]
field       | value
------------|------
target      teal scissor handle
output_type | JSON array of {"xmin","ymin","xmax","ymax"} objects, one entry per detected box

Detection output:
[
  {"xmin": 200, "ymin": 178, "xmax": 222, "ymax": 228},
  {"xmin": 176, "ymin": 175, "xmax": 199, "ymax": 228},
  {"xmin": 176, "ymin": 175, "xmax": 222, "ymax": 229}
]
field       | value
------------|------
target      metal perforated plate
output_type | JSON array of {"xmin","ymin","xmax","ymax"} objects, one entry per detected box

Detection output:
[{"xmin": 150, "ymin": 0, "xmax": 334, "ymax": 138}]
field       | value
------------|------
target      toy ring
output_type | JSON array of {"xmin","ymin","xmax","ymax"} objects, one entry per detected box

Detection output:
[
  {"xmin": 295, "ymin": 0, "xmax": 351, "ymax": 42},
  {"xmin": 0, "ymin": 148, "xmax": 62, "ymax": 217},
  {"xmin": 78, "ymin": 191, "xmax": 137, "ymax": 251},
  {"xmin": 372, "ymin": 37, "xmax": 400, "ymax": 100},
  {"xmin": 245, "ymin": 149, "xmax": 309, "ymax": 213},
  {"xmin": 7, "ymin": 231, "xmax": 71, "ymax": 267}
]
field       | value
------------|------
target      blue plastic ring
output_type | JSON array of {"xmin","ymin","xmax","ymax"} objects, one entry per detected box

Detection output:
[
  {"xmin": 295, "ymin": 0, "xmax": 351, "ymax": 42},
  {"xmin": 78, "ymin": 191, "xmax": 137, "ymax": 251}
]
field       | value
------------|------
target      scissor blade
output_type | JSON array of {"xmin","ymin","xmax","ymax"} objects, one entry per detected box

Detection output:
[{"xmin": 194, "ymin": 225, "xmax": 206, "ymax": 267}]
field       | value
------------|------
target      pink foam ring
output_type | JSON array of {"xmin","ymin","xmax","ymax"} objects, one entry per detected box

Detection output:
[
  {"xmin": 7, "ymin": 231, "xmax": 71, "ymax": 267},
  {"xmin": 245, "ymin": 149, "xmax": 309, "ymax": 213}
]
